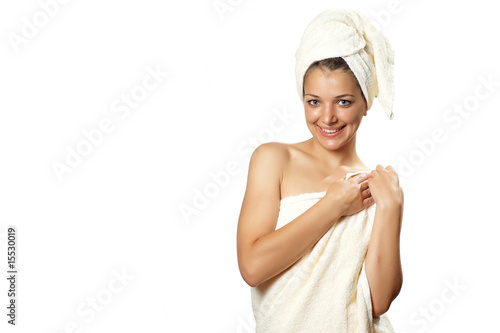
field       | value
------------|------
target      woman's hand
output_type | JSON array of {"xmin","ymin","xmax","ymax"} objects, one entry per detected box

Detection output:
[
  {"xmin": 366, "ymin": 165, "xmax": 404, "ymax": 209},
  {"xmin": 325, "ymin": 171, "xmax": 374, "ymax": 217}
]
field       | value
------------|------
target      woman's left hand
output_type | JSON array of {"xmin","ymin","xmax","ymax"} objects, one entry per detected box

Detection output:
[{"xmin": 367, "ymin": 165, "xmax": 404, "ymax": 209}]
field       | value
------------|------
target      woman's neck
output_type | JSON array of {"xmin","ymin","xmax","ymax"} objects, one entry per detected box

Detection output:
[{"xmin": 305, "ymin": 136, "xmax": 367, "ymax": 170}]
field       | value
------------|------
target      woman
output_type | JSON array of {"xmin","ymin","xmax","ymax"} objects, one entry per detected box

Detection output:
[{"xmin": 237, "ymin": 9, "xmax": 403, "ymax": 332}]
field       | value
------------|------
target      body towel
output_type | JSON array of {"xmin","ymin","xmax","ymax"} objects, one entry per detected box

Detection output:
[{"xmin": 250, "ymin": 171, "xmax": 395, "ymax": 332}]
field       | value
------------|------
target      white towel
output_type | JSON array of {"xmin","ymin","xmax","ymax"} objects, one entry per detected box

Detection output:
[
  {"xmin": 295, "ymin": 8, "xmax": 395, "ymax": 120},
  {"xmin": 250, "ymin": 171, "xmax": 395, "ymax": 332}
]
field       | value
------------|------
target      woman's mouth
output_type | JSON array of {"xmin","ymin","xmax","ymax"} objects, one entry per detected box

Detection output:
[{"xmin": 318, "ymin": 125, "xmax": 346, "ymax": 137}]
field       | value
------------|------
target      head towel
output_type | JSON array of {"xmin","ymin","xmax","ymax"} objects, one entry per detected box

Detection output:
[{"xmin": 295, "ymin": 8, "xmax": 395, "ymax": 119}]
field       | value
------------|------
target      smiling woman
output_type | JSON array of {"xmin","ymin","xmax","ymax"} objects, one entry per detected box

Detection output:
[
  {"xmin": 302, "ymin": 58, "xmax": 368, "ymax": 151},
  {"xmin": 236, "ymin": 8, "xmax": 403, "ymax": 332}
]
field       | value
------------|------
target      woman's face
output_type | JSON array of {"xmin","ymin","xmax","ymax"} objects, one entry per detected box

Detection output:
[{"xmin": 303, "ymin": 67, "xmax": 367, "ymax": 151}]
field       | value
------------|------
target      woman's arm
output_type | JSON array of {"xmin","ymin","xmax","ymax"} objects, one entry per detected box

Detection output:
[
  {"xmin": 365, "ymin": 165, "xmax": 404, "ymax": 317},
  {"xmin": 237, "ymin": 143, "xmax": 374, "ymax": 287},
  {"xmin": 236, "ymin": 143, "xmax": 344, "ymax": 287}
]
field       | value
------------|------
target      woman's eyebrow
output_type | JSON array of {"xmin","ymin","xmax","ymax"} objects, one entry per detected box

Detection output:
[{"xmin": 304, "ymin": 93, "xmax": 355, "ymax": 98}]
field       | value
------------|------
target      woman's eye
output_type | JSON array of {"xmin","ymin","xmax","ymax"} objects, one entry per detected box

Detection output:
[
  {"xmin": 307, "ymin": 100, "xmax": 319, "ymax": 106},
  {"xmin": 339, "ymin": 99, "xmax": 351, "ymax": 106}
]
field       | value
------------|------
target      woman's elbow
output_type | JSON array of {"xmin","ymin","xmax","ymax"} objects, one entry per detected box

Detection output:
[
  {"xmin": 238, "ymin": 257, "xmax": 261, "ymax": 287},
  {"xmin": 241, "ymin": 268, "xmax": 264, "ymax": 287},
  {"xmin": 372, "ymin": 286, "xmax": 401, "ymax": 317},
  {"xmin": 372, "ymin": 300, "xmax": 390, "ymax": 317},
  {"xmin": 373, "ymin": 275, "xmax": 403, "ymax": 317},
  {"xmin": 242, "ymin": 272, "xmax": 260, "ymax": 288}
]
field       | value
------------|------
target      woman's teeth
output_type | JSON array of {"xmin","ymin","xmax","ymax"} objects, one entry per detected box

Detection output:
[{"xmin": 320, "ymin": 126, "xmax": 345, "ymax": 133}]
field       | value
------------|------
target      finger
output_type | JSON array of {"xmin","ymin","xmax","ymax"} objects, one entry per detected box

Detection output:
[
  {"xmin": 386, "ymin": 165, "xmax": 397, "ymax": 174},
  {"xmin": 363, "ymin": 196, "xmax": 375, "ymax": 207},
  {"xmin": 353, "ymin": 171, "xmax": 371, "ymax": 183},
  {"xmin": 360, "ymin": 181, "xmax": 370, "ymax": 191},
  {"xmin": 361, "ymin": 187, "xmax": 371, "ymax": 199}
]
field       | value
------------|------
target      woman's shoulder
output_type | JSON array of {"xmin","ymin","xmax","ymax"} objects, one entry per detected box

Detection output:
[
  {"xmin": 250, "ymin": 141, "xmax": 309, "ymax": 176},
  {"xmin": 245, "ymin": 143, "xmax": 291, "ymax": 191},
  {"xmin": 250, "ymin": 142, "xmax": 291, "ymax": 165},
  {"xmin": 251, "ymin": 141, "xmax": 309, "ymax": 161},
  {"xmin": 250, "ymin": 141, "xmax": 314, "ymax": 168}
]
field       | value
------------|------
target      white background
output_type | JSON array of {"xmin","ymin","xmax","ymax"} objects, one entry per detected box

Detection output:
[{"xmin": 1, "ymin": 0, "xmax": 499, "ymax": 332}]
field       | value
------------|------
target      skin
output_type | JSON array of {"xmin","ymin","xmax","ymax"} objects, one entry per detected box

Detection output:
[{"xmin": 236, "ymin": 66, "xmax": 403, "ymax": 317}]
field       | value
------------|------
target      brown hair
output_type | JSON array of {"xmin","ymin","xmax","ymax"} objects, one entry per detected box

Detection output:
[{"xmin": 302, "ymin": 57, "xmax": 365, "ymax": 102}]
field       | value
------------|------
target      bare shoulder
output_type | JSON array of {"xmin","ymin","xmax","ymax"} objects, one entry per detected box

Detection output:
[
  {"xmin": 251, "ymin": 141, "xmax": 291, "ymax": 156},
  {"xmin": 245, "ymin": 141, "xmax": 312, "ymax": 201},
  {"xmin": 250, "ymin": 142, "xmax": 290, "ymax": 167},
  {"xmin": 248, "ymin": 142, "xmax": 294, "ymax": 183}
]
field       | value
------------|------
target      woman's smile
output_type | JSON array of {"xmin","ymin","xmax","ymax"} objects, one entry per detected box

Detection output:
[
  {"xmin": 317, "ymin": 124, "xmax": 346, "ymax": 137},
  {"xmin": 303, "ymin": 67, "xmax": 367, "ymax": 150}
]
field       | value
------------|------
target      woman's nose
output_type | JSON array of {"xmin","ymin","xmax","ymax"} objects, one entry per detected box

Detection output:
[{"xmin": 322, "ymin": 103, "xmax": 337, "ymax": 123}]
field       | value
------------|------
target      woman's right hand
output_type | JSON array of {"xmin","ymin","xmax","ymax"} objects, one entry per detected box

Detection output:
[{"xmin": 324, "ymin": 172, "xmax": 374, "ymax": 217}]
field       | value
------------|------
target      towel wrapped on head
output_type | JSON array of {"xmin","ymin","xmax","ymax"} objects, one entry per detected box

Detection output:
[{"xmin": 295, "ymin": 8, "xmax": 395, "ymax": 119}]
